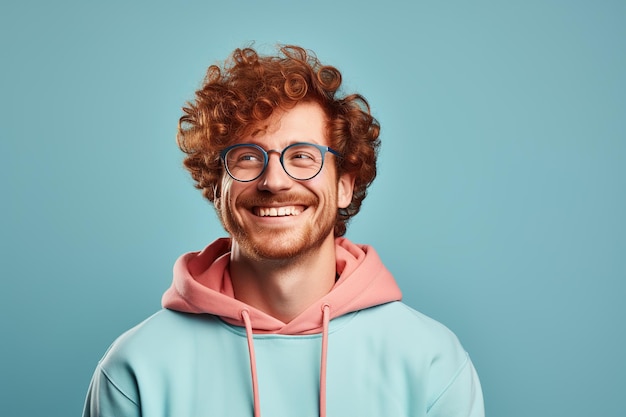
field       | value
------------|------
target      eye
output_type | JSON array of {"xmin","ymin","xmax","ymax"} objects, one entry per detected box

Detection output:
[
  {"xmin": 238, "ymin": 153, "xmax": 262, "ymax": 162},
  {"xmin": 290, "ymin": 151, "xmax": 315, "ymax": 160},
  {"xmin": 285, "ymin": 145, "xmax": 320, "ymax": 165},
  {"xmin": 226, "ymin": 147, "xmax": 265, "ymax": 167}
]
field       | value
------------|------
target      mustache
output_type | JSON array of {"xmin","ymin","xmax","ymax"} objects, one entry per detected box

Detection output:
[{"xmin": 237, "ymin": 192, "xmax": 318, "ymax": 208}]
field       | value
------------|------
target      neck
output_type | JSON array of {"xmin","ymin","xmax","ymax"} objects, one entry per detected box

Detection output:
[{"xmin": 229, "ymin": 234, "xmax": 337, "ymax": 323}]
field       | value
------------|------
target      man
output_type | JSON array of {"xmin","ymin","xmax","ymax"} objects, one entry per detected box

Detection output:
[{"xmin": 83, "ymin": 45, "xmax": 484, "ymax": 417}]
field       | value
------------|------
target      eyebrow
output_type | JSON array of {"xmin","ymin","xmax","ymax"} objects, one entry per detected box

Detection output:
[{"xmin": 239, "ymin": 139, "xmax": 323, "ymax": 150}]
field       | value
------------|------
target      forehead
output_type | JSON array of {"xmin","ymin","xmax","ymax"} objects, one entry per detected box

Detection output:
[{"xmin": 239, "ymin": 102, "xmax": 329, "ymax": 147}]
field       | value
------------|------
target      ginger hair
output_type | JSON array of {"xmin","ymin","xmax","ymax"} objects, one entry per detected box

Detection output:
[{"xmin": 177, "ymin": 44, "xmax": 380, "ymax": 237}]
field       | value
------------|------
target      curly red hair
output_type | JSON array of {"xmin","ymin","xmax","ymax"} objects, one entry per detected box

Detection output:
[{"xmin": 177, "ymin": 45, "xmax": 380, "ymax": 236}]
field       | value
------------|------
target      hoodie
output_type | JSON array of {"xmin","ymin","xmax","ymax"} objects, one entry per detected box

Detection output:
[{"xmin": 83, "ymin": 237, "xmax": 484, "ymax": 417}]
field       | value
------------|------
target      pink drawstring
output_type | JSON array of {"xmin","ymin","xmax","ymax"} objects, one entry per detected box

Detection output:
[
  {"xmin": 319, "ymin": 304, "xmax": 331, "ymax": 417},
  {"xmin": 241, "ymin": 305, "xmax": 331, "ymax": 417},
  {"xmin": 241, "ymin": 310, "xmax": 261, "ymax": 417}
]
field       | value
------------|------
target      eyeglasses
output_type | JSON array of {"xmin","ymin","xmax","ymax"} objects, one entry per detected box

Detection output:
[{"xmin": 220, "ymin": 142, "xmax": 342, "ymax": 182}]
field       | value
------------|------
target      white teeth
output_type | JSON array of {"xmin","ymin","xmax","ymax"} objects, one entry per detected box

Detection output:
[{"xmin": 257, "ymin": 206, "xmax": 302, "ymax": 217}]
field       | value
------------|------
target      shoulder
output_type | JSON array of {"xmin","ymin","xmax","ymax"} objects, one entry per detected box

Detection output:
[
  {"xmin": 331, "ymin": 302, "xmax": 483, "ymax": 414},
  {"xmin": 91, "ymin": 310, "xmax": 223, "ymax": 402},
  {"xmin": 97, "ymin": 310, "xmax": 221, "ymax": 378},
  {"xmin": 360, "ymin": 302, "xmax": 463, "ymax": 344},
  {"xmin": 348, "ymin": 302, "xmax": 470, "ymax": 368},
  {"xmin": 355, "ymin": 302, "xmax": 482, "ymax": 410}
]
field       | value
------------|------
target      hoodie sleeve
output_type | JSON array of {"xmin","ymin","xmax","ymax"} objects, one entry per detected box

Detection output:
[
  {"xmin": 82, "ymin": 364, "xmax": 141, "ymax": 417},
  {"xmin": 426, "ymin": 355, "xmax": 485, "ymax": 417}
]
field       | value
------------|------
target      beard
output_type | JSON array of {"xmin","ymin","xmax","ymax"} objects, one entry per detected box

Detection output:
[{"xmin": 217, "ymin": 189, "xmax": 338, "ymax": 261}]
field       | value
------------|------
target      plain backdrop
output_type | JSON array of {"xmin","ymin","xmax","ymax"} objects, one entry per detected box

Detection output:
[{"xmin": 1, "ymin": 1, "xmax": 624, "ymax": 416}]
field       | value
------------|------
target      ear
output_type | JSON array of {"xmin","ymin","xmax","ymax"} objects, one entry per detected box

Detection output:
[
  {"xmin": 212, "ymin": 183, "xmax": 221, "ymax": 208},
  {"xmin": 337, "ymin": 173, "xmax": 356, "ymax": 209}
]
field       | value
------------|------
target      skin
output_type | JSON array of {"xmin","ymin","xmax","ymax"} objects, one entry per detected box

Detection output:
[{"xmin": 217, "ymin": 102, "xmax": 355, "ymax": 323}]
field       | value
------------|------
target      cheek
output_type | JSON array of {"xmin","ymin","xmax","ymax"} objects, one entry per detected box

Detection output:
[{"xmin": 306, "ymin": 176, "xmax": 338, "ymax": 200}]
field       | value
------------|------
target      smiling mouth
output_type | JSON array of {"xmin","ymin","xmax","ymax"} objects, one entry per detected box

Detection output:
[{"xmin": 253, "ymin": 206, "xmax": 304, "ymax": 217}]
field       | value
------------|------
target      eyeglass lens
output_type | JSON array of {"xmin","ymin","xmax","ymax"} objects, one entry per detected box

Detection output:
[{"xmin": 224, "ymin": 144, "xmax": 325, "ymax": 181}]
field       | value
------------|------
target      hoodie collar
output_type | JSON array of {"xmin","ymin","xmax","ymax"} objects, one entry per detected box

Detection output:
[{"xmin": 162, "ymin": 237, "xmax": 402, "ymax": 334}]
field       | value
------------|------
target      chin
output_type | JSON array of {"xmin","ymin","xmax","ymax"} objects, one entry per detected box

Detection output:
[
  {"xmin": 243, "ymin": 235, "xmax": 312, "ymax": 261},
  {"xmin": 237, "ymin": 228, "xmax": 333, "ymax": 261}
]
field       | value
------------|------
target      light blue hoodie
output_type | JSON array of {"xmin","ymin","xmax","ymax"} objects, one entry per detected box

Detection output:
[{"xmin": 82, "ymin": 238, "xmax": 484, "ymax": 417}]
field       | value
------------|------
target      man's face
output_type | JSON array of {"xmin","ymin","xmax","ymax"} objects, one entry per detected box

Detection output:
[{"xmin": 217, "ymin": 101, "xmax": 354, "ymax": 261}]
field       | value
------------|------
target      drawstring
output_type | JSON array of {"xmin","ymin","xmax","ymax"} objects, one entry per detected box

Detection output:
[
  {"xmin": 240, "ymin": 305, "xmax": 331, "ymax": 417},
  {"xmin": 319, "ymin": 304, "xmax": 331, "ymax": 417},
  {"xmin": 241, "ymin": 310, "xmax": 261, "ymax": 417}
]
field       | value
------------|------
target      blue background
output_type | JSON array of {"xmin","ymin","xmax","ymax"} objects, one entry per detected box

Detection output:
[{"xmin": 1, "ymin": 1, "xmax": 624, "ymax": 416}]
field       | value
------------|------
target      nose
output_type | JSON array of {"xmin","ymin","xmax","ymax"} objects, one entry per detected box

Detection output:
[{"xmin": 257, "ymin": 151, "xmax": 293, "ymax": 193}]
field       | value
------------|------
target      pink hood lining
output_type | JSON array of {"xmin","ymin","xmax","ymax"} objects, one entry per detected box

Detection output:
[{"xmin": 162, "ymin": 237, "xmax": 402, "ymax": 334}]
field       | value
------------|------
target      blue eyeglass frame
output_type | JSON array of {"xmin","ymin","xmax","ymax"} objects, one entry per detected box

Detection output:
[{"xmin": 220, "ymin": 142, "xmax": 342, "ymax": 182}]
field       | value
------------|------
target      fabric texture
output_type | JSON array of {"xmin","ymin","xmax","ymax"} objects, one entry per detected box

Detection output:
[{"xmin": 83, "ymin": 237, "xmax": 484, "ymax": 417}]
